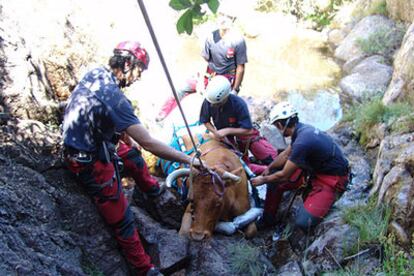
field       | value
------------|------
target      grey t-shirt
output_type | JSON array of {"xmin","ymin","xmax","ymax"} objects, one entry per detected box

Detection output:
[{"xmin": 201, "ymin": 29, "xmax": 247, "ymax": 75}]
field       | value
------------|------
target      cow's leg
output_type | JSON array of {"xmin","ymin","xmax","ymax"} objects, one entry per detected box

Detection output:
[
  {"xmin": 244, "ymin": 222, "xmax": 257, "ymax": 239},
  {"xmin": 179, "ymin": 205, "xmax": 192, "ymax": 236}
]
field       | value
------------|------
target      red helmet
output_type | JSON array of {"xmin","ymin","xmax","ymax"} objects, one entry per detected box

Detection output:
[{"xmin": 114, "ymin": 41, "xmax": 149, "ymax": 70}]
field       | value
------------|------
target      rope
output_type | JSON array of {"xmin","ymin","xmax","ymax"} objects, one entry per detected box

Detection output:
[{"xmin": 136, "ymin": 0, "xmax": 203, "ymax": 166}]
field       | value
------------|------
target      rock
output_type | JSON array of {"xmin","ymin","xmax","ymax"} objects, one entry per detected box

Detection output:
[
  {"xmin": 339, "ymin": 55, "xmax": 393, "ymax": 101},
  {"xmin": 383, "ymin": 23, "xmax": 414, "ymax": 105},
  {"xmin": 277, "ymin": 260, "xmax": 303, "ymax": 276},
  {"xmin": 133, "ymin": 186, "xmax": 185, "ymax": 230},
  {"xmin": 386, "ymin": 0, "xmax": 414, "ymax": 23},
  {"xmin": 330, "ymin": 123, "xmax": 372, "ymax": 209},
  {"xmin": 370, "ymin": 133, "xmax": 414, "ymax": 245},
  {"xmin": 328, "ymin": 29, "xmax": 347, "ymax": 47},
  {"xmin": 132, "ymin": 207, "xmax": 190, "ymax": 273},
  {"xmin": 185, "ymin": 236, "xmax": 276, "ymax": 275},
  {"xmin": 0, "ymin": 155, "xmax": 128, "ymax": 275},
  {"xmin": 335, "ymin": 15, "xmax": 398, "ymax": 62},
  {"xmin": 260, "ymin": 123, "xmax": 288, "ymax": 151},
  {"xmin": 302, "ymin": 223, "xmax": 359, "ymax": 275}
]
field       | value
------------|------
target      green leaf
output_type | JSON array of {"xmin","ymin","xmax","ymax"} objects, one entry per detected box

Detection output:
[
  {"xmin": 169, "ymin": 0, "xmax": 192, "ymax": 11},
  {"xmin": 207, "ymin": 0, "xmax": 219, "ymax": 13},
  {"xmin": 191, "ymin": 4, "xmax": 205, "ymax": 18},
  {"xmin": 195, "ymin": 0, "xmax": 209, "ymax": 4},
  {"xmin": 177, "ymin": 9, "xmax": 194, "ymax": 34}
]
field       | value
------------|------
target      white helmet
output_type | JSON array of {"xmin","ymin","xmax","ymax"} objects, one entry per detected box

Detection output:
[
  {"xmin": 269, "ymin": 102, "xmax": 298, "ymax": 125},
  {"xmin": 205, "ymin": 76, "xmax": 231, "ymax": 104}
]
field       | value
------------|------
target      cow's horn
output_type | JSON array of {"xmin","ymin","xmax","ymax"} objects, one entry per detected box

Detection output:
[
  {"xmin": 222, "ymin": 171, "xmax": 241, "ymax": 182},
  {"xmin": 165, "ymin": 168, "xmax": 191, "ymax": 187}
]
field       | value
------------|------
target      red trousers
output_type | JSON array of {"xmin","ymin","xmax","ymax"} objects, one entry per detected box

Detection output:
[
  {"xmin": 66, "ymin": 143, "xmax": 159, "ymax": 275},
  {"xmin": 235, "ymin": 129, "xmax": 278, "ymax": 175},
  {"xmin": 264, "ymin": 169, "xmax": 348, "ymax": 221}
]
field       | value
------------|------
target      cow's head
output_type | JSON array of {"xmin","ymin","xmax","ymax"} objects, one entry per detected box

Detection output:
[{"xmin": 167, "ymin": 166, "xmax": 243, "ymax": 241}]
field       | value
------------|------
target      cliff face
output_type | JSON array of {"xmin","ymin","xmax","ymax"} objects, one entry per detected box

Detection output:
[{"xmin": 386, "ymin": 0, "xmax": 414, "ymax": 23}]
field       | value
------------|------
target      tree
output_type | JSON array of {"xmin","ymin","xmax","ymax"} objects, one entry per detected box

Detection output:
[{"xmin": 169, "ymin": 0, "xmax": 220, "ymax": 35}]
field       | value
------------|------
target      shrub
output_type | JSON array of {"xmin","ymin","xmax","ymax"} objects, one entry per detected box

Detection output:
[{"xmin": 229, "ymin": 242, "xmax": 266, "ymax": 276}]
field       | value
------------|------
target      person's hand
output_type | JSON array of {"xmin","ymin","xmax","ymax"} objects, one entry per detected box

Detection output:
[
  {"xmin": 215, "ymin": 129, "xmax": 228, "ymax": 140},
  {"xmin": 251, "ymin": 175, "xmax": 266, "ymax": 186},
  {"xmin": 262, "ymin": 166, "xmax": 271, "ymax": 176},
  {"xmin": 187, "ymin": 156, "xmax": 208, "ymax": 173},
  {"xmin": 209, "ymin": 130, "xmax": 225, "ymax": 141}
]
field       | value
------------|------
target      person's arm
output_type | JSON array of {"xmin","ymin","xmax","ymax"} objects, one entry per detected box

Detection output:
[
  {"xmin": 232, "ymin": 64, "xmax": 245, "ymax": 93},
  {"xmin": 216, "ymin": 127, "xmax": 252, "ymax": 137},
  {"xmin": 251, "ymin": 159, "xmax": 298, "ymax": 186},
  {"xmin": 126, "ymin": 124, "xmax": 192, "ymax": 164},
  {"xmin": 264, "ymin": 145, "xmax": 291, "ymax": 173}
]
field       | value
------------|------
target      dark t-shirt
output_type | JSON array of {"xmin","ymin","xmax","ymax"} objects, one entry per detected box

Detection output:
[
  {"xmin": 289, "ymin": 123, "xmax": 349, "ymax": 175},
  {"xmin": 62, "ymin": 67, "xmax": 140, "ymax": 152},
  {"xmin": 201, "ymin": 29, "xmax": 247, "ymax": 74},
  {"xmin": 199, "ymin": 94, "xmax": 252, "ymax": 130}
]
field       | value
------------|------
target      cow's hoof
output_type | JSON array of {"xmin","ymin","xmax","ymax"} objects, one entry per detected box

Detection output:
[{"xmin": 244, "ymin": 222, "xmax": 257, "ymax": 239}]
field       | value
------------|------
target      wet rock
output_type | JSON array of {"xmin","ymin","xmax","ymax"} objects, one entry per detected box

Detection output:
[{"xmin": 330, "ymin": 123, "xmax": 372, "ymax": 209}]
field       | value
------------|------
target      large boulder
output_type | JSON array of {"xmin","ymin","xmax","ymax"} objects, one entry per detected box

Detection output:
[
  {"xmin": 334, "ymin": 15, "xmax": 399, "ymax": 63},
  {"xmin": 382, "ymin": 23, "xmax": 414, "ymax": 105},
  {"xmin": 386, "ymin": 0, "xmax": 414, "ymax": 23},
  {"xmin": 370, "ymin": 133, "xmax": 414, "ymax": 245},
  {"xmin": 339, "ymin": 55, "xmax": 393, "ymax": 101}
]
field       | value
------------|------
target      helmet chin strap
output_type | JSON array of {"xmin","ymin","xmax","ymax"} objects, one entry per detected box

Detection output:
[{"xmin": 280, "ymin": 116, "xmax": 292, "ymax": 147}]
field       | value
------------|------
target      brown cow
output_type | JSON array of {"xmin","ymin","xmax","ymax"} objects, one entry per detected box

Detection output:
[{"xmin": 167, "ymin": 135, "xmax": 257, "ymax": 241}]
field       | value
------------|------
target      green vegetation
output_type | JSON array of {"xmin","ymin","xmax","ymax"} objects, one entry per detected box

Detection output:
[
  {"xmin": 256, "ymin": 0, "xmax": 352, "ymax": 30},
  {"xmin": 342, "ymin": 199, "xmax": 390, "ymax": 245},
  {"xmin": 367, "ymin": 0, "xmax": 387, "ymax": 16},
  {"xmin": 169, "ymin": 0, "xmax": 219, "ymax": 35},
  {"xmin": 229, "ymin": 242, "xmax": 266, "ymax": 276},
  {"xmin": 352, "ymin": 0, "xmax": 387, "ymax": 18},
  {"xmin": 342, "ymin": 97, "xmax": 412, "ymax": 145},
  {"xmin": 391, "ymin": 114, "xmax": 414, "ymax": 134},
  {"xmin": 383, "ymin": 234, "xmax": 414, "ymax": 275},
  {"xmin": 339, "ymin": 198, "xmax": 414, "ymax": 275},
  {"xmin": 356, "ymin": 26, "xmax": 404, "ymax": 57}
]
